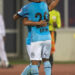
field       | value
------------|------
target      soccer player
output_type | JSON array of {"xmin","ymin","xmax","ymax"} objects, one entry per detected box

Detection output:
[
  {"xmin": 49, "ymin": 9, "xmax": 61, "ymax": 74},
  {"xmin": 13, "ymin": 0, "xmax": 51, "ymax": 75}
]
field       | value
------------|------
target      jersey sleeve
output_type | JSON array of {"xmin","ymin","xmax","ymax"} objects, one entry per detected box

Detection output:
[
  {"xmin": 17, "ymin": 5, "xmax": 29, "ymax": 18},
  {"xmin": 57, "ymin": 11, "xmax": 61, "ymax": 28}
]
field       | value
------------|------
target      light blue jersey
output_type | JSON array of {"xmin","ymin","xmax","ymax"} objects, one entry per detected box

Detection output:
[{"xmin": 17, "ymin": 1, "xmax": 51, "ymax": 43}]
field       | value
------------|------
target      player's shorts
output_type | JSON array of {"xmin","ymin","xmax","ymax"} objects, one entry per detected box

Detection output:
[
  {"xmin": 29, "ymin": 40, "xmax": 51, "ymax": 60},
  {"xmin": 26, "ymin": 45, "xmax": 31, "ymax": 58}
]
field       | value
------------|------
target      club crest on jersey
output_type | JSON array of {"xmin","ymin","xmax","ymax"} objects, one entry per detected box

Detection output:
[{"xmin": 18, "ymin": 9, "xmax": 22, "ymax": 14}]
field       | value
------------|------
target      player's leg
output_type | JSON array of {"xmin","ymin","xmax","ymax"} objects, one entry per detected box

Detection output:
[
  {"xmin": 49, "ymin": 54, "xmax": 53, "ymax": 75},
  {"xmin": 21, "ymin": 45, "xmax": 31, "ymax": 75},
  {"xmin": 0, "ymin": 37, "xmax": 9, "ymax": 67},
  {"xmin": 21, "ymin": 61, "xmax": 41, "ymax": 75},
  {"xmin": 49, "ymin": 31, "xmax": 56, "ymax": 69},
  {"xmin": 54, "ymin": 31, "xmax": 57, "ymax": 43},
  {"xmin": 30, "ymin": 41, "xmax": 42, "ymax": 75},
  {"xmin": 49, "ymin": 54, "xmax": 53, "ymax": 68},
  {"xmin": 21, "ymin": 44, "xmax": 41, "ymax": 75},
  {"xmin": 49, "ymin": 31, "xmax": 55, "ymax": 71},
  {"xmin": 21, "ymin": 63, "xmax": 31, "ymax": 75},
  {"xmin": 43, "ymin": 59, "xmax": 51, "ymax": 75},
  {"xmin": 31, "ymin": 61, "xmax": 39, "ymax": 75},
  {"xmin": 42, "ymin": 40, "xmax": 51, "ymax": 75}
]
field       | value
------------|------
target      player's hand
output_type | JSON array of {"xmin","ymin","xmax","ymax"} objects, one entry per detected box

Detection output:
[
  {"xmin": 13, "ymin": 14, "xmax": 16, "ymax": 20},
  {"xmin": 13, "ymin": 14, "xmax": 20, "ymax": 20},
  {"xmin": 39, "ymin": 20, "xmax": 47, "ymax": 27},
  {"xmin": 53, "ymin": 22, "xmax": 57, "ymax": 28}
]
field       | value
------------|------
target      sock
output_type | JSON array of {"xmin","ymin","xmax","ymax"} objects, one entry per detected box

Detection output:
[
  {"xmin": 21, "ymin": 64, "xmax": 31, "ymax": 75},
  {"xmin": 31, "ymin": 65, "xmax": 39, "ymax": 75},
  {"xmin": 44, "ymin": 61, "xmax": 51, "ymax": 75}
]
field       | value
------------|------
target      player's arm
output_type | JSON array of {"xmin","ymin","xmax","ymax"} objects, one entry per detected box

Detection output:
[
  {"xmin": 13, "ymin": 14, "xmax": 21, "ymax": 20},
  {"xmin": 49, "ymin": 0, "xmax": 59, "ymax": 11},
  {"xmin": 13, "ymin": 6, "xmax": 28, "ymax": 20},
  {"xmin": 56, "ymin": 12, "xmax": 61, "ymax": 28},
  {"xmin": 23, "ymin": 18, "xmax": 47, "ymax": 27},
  {"xmin": 53, "ymin": 11, "xmax": 61, "ymax": 28},
  {"xmin": 53, "ymin": 22, "xmax": 57, "ymax": 28}
]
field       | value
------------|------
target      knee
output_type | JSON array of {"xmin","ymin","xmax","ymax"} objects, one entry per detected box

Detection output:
[
  {"xmin": 43, "ymin": 61, "xmax": 51, "ymax": 70},
  {"xmin": 31, "ymin": 61, "xmax": 39, "ymax": 75}
]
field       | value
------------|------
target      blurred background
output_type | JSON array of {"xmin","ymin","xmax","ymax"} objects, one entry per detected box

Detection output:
[{"xmin": 0, "ymin": 0, "xmax": 75, "ymax": 63}]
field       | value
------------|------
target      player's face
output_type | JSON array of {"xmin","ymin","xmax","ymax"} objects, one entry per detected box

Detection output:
[{"xmin": 29, "ymin": 0, "xmax": 46, "ymax": 2}]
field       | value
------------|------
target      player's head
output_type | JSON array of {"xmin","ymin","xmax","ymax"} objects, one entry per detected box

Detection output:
[{"xmin": 29, "ymin": 0, "xmax": 46, "ymax": 2}]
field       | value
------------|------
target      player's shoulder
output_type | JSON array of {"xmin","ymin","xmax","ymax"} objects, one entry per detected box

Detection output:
[
  {"xmin": 54, "ymin": 10, "xmax": 60, "ymax": 14},
  {"xmin": 55, "ymin": 10, "xmax": 60, "ymax": 16},
  {"xmin": 49, "ymin": 10, "xmax": 53, "ymax": 14},
  {"xmin": 50, "ymin": 10, "xmax": 60, "ymax": 14},
  {"xmin": 49, "ymin": 11, "xmax": 50, "ymax": 14},
  {"xmin": 42, "ymin": 1, "xmax": 48, "ymax": 6},
  {"xmin": 41, "ymin": 2, "xmax": 48, "ymax": 10},
  {"xmin": 22, "ymin": 2, "xmax": 33, "ymax": 9},
  {"xmin": 22, "ymin": 4, "xmax": 29, "ymax": 9}
]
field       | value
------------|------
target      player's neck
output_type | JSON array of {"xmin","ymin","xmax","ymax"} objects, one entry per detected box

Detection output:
[{"xmin": 30, "ymin": 0, "xmax": 46, "ymax": 2}]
